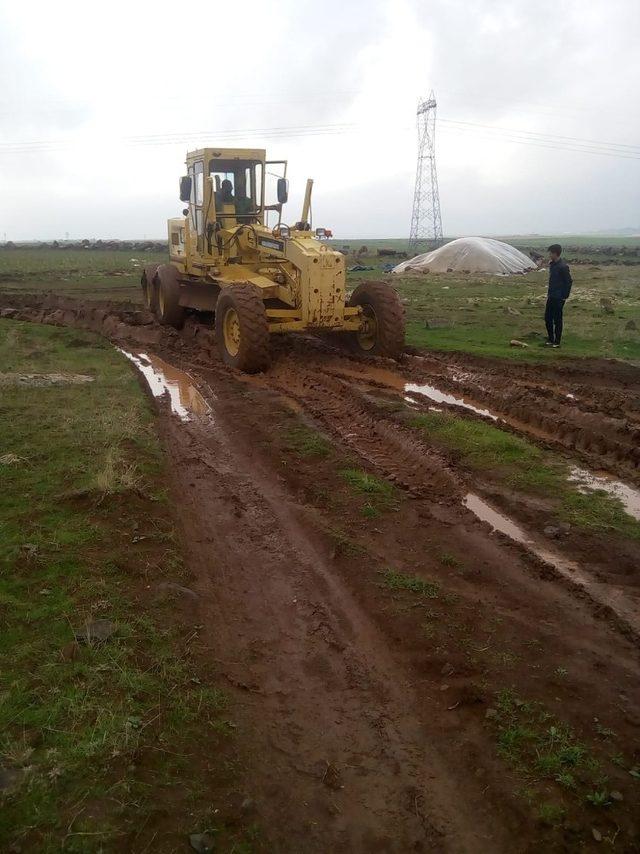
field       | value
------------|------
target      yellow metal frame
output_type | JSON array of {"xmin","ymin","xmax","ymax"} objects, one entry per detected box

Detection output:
[{"xmin": 167, "ymin": 146, "xmax": 362, "ymax": 335}]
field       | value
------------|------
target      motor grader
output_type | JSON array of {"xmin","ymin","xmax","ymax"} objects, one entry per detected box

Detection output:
[{"xmin": 141, "ymin": 147, "xmax": 405, "ymax": 372}]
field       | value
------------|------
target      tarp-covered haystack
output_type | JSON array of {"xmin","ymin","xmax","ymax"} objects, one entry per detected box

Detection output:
[{"xmin": 393, "ymin": 237, "xmax": 537, "ymax": 276}]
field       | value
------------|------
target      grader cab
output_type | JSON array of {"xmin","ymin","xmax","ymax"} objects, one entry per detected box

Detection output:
[{"xmin": 141, "ymin": 147, "xmax": 405, "ymax": 372}]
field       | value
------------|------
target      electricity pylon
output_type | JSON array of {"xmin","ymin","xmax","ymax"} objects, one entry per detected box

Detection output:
[{"xmin": 408, "ymin": 91, "xmax": 443, "ymax": 255}]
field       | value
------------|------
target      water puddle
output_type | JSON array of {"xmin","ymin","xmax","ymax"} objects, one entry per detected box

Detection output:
[
  {"xmin": 464, "ymin": 492, "xmax": 639, "ymax": 633},
  {"xmin": 120, "ymin": 349, "xmax": 211, "ymax": 421},
  {"xmin": 568, "ymin": 467, "xmax": 640, "ymax": 522},
  {"xmin": 405, "ymin": 382, "xmax": 498, "ymax": 421}
]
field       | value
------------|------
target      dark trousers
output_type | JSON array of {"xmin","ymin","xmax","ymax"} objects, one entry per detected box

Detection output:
[{"xmin": 545, "ymin": 297, "xmax": 565, "ymax": 344}]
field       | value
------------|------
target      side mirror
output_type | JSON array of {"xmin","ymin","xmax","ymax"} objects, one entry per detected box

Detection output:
[
  {"xmin": 277, "ymin": 177, "xmax": 289, "ymax": 205},
  {"xmin": 179, "ymin": 176, "xmax": 192, "ymax": 203}
]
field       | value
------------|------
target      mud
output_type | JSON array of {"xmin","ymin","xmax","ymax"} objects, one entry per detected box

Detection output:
[
  {"xmin": 119, "ymin": 349, "xmax": 212, "ymax": 422},
  {"xmin": 2, "ymin": 293, "xmax": 640, "ymax": 851}
]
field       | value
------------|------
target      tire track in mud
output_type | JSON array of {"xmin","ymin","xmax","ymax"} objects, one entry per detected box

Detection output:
[
  {"xmin": 260, "ymin": 355, "xmax": 461, "ymax": 501},
  {"xmin": 402, "ymin": 353, "xmax": 640, "ymax": 480},
  {"xmin": 158, "ymin": 396, "xmax": 513, "ymax": 853},
  {"xmin": 4, "ymin": 294, "xmax": 640, "ymax": 849}
]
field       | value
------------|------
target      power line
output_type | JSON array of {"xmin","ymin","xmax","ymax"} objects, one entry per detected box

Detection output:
[{"xmin": 439, "ymin": 117, "xmax": 640, "ymax": 153}]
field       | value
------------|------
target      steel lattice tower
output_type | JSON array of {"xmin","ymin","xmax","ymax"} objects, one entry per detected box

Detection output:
[{"xmin": 408, "ymin": 91, "xmax": 443, "ymax": 254}]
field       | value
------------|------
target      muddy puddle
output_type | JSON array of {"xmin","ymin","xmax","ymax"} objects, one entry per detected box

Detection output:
[
  {"xmin": 569, "ymin": 466, "xmax": 640, "ymax": 522},
  {"xmin": 464, "ymin": 492, "xmax": 639, "ymax": 633},
  {"xmin": 404, "ymin": 382, "xmax": 498, "ymax": 421},
  {"xmin": 120, "ymin": 349, "xmax": 211, "ymax": 421}
]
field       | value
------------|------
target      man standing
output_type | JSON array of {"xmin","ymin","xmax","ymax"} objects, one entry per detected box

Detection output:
[{"xmin": 545, "ymin": 243, "xmax": 573, "ymax": 347}]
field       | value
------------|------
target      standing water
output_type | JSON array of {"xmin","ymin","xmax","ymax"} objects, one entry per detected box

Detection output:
[{"xmin": 119, "ymin": 349, "xmax": 211, "ymax": 421}]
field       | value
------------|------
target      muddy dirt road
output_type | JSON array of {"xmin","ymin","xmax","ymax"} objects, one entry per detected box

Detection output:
[{"xmin": 2, "ymin": 294, "xmax": 640, "ymax": 852}]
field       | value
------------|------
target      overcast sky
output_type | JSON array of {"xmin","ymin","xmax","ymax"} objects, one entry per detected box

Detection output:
[{"xmin": 0, "ymin": 0, "xmax": 638, "ymax": 240}]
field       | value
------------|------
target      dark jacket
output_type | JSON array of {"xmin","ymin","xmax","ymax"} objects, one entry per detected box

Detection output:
[{"xmin": 548, "ymin": 258, "xmax": 573, "ymax": 300}]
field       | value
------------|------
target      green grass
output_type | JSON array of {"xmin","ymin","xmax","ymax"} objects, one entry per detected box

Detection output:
[
  {"xmin": 0, "ymin": 320, "xmax": 242, "ymax": 851},
  {"xmin": 395, "ymin": 267, "xmax": 640, "ymax": 362},
  {"xmin": 488, "ymin": 687, "xmax": 628, "ymax": 821},
  {"xmin": 410, "ymin": 411, "xmax": 640, "ymax": 541},
  {"xmin": 379, "ymin": 569, "xmax": 440, "ymax": 598},
  {"xmin": 283, "ymin": 424, "xmax": 332, "ymax": 459},
  {"xmin": 340, "ymin": 467, "xmax": 398, "ymax": 518},
  {"xmin": 1, "ymin": 245, "xmax": 638, "ymax": 363},
  {"xmin": 0, "ymin": 249, "xmax": 165, "ymax": 302}
]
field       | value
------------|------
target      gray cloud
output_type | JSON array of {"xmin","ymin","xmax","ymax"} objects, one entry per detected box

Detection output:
[{"xmin": 0, "ymin": 0, "xmax": 638, "ymax": 239}]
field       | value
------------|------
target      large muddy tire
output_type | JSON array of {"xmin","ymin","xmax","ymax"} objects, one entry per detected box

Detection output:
[
  {"xmin": 348, "ymin": 280, "xmax": 405, "ymax": 358},
  {"xmin": 215, "ymin": 284, "xmax": 271, "ymax": 373},
  {"xmin": 156, "ymin": 264, "xmax": 185, "ymax": 328},
  {"xmin": 141, "ymin": 264, "xmax": 159, "ymax": 313}
]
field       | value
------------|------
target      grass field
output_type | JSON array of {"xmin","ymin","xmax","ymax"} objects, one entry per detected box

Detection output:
[
  {"xmin": 0, "ymin": 321, "xmax": 251, "ymax": 851},
  {"xmin": 1, "ymin": 244, "xmax": 638, "ymax": 363}
]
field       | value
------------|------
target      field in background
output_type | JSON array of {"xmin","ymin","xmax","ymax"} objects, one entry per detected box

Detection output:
[{"xmin": 1, "ymin": 242, "xmax": 638, "ymax": 362}]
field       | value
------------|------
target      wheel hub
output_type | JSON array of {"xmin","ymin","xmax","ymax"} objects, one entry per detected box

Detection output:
[
  {"xmin": 223, "ymin": 307, "xmax": 241, "ymax": 357},
  {"xmin": 357, "ymin": 305, "xmax": 378, "ymax": 351}
]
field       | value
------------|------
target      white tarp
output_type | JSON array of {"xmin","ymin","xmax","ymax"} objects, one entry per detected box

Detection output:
[{"xmin": 393, "ymin": 237, "xmax": 537, "ymax": 276}]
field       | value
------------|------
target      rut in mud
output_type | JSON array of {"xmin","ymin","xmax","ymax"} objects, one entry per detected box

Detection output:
[{"xmin": 3, "ymin": 294, "xmax": 640, "ymax": 852}]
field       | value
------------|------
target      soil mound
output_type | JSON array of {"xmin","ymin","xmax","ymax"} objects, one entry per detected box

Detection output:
[{"xmin": 393, "ymin": 237, "xmax": 537, "ymax": 276}]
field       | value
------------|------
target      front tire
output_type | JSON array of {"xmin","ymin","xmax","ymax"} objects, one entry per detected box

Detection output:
[
  {"xmin": 156, "ymin": 264, "xmax": 185, "ymax": 328},
  {"xmin": 215, "ymin": 284, "xmax": 271, "ymax": 373},
  {"xmin": 348, "ymin": 280, "xmax": 405, "ymax": 358}
]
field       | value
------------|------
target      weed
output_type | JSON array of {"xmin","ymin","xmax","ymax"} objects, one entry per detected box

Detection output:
[
  {"xmin": 341, "ymin": 467, "xmax": 397, "ymax": 517},
  {"xmin": 594, "ymin": 721, "xmax": 616, "ymax": 739},
  {"xmin": 328, "ymin": 527, "xmax": 364, "ymax": 556},
  {"xmin": 537, "ymin": 802, "xmax": 566, "ymax": 827},
  {"xmin": 439, "ymin": 552, "xmax": 461, "ymax": 568},
  {"xmin": 284, "ymin": 425, "xmax": 332, "ymax": 459},
  {"xmin": 380, "ymin": 569, "xmax": 439, "ymax": 598},
  {"xmin": 361, "ymin": 501, "xmax": 380, "ymax": 519},
  {"xmin": 555, "ymin": 771, "xmax": 576, "ymax": 789},
  {"xmin": 586, "ymin": 790, "xmax": 612, "ymax": 808}
]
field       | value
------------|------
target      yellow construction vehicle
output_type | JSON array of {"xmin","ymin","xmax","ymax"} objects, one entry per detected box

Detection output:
[{"xmin": 142, "ymin": 147, "xmax": 405, "ymax": 372}]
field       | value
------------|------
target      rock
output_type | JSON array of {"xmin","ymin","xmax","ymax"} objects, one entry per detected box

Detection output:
[
  {"xmin": 544, "ymin": 525, "xmax": 561, "ymax": 539},
  {"xmin": 74, "ymin": 618, "xmax": 116, "ymax": 645},
  {"xmin": 157, "ymin": 582, "xmax": 199, "ymax": 601},
  {"xmin": 241, "ymin": 797, "xmax": 256, "ymax": 814},
  {"xmin": 610, "ymin": 790, "xmax": 623, "ymax": 801},
  {"xmin": 485, "ymin": 708, "xmax": 498, "ymax": 720},
  {"xmin": 189, "ymin": 832, "xmax": 216, "ymax": 853},
  {"xmin": 504, "ymin": 306, "xmax": 521, "ymax": 316},
  {"xmin": 592, "ymin": 828, "xmax": 602, "ymax": 842},
  {"xmin": 441, "ymin": 662, "xmax": 455, "ymax": 677},
  {"xmin": 625, "ymin": 319, "xmax": 637, "ymax": 331},
  {"xmin": 509, "ymin": 339, "xmax": 529, "ymax": 348}
]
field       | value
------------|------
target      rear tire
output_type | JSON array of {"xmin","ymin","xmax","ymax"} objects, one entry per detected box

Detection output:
[
  {"xmin": 348, "ymin": 280, "xmax": 405, "ymax": 358},
  {"xmin": 156, "ymin": 264, "xmax": 185, "ymax": 328},
  {"xmin": 215, "ymin": 284, "xmax": 271, "ymax": 373},
  {"xmin": 141, "ymin": 265, "xmax": 159, "ymax": 313}
]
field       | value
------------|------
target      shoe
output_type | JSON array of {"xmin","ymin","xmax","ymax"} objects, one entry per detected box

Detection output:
[
  {"xmin": 545, "ymin": 341, "xmax": 554, "ymax": 347},
  {"xmin": 552, "ymin": 343, "xmax": 560, "ymax": 348}
]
